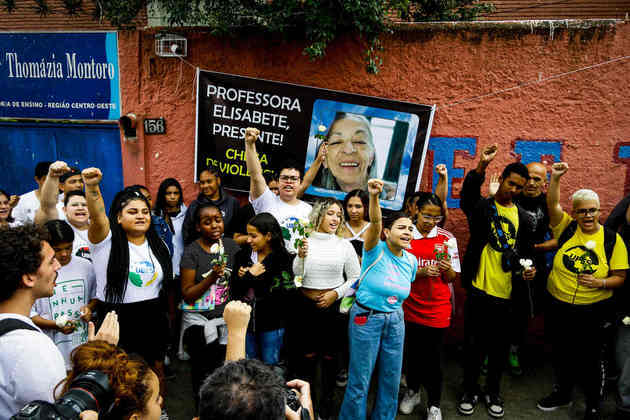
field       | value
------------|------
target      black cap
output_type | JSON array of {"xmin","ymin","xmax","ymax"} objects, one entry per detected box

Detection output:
[{"xmin": 60, "ymin": 167, "xmax": 81, "ymax": 183}]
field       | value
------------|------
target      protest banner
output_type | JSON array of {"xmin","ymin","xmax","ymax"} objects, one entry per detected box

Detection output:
[{"xmin": 195, "ymin": 69, "xmax": 434, "ymax": 210}]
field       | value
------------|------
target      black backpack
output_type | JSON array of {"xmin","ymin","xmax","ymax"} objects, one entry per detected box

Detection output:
[
  {"xmin": 0, "ymin": 318, "xmax": 38, "ymax": 337},
  {"xmin": 556, "ymin": 220, "xmax": 616, "ymax": 266}
]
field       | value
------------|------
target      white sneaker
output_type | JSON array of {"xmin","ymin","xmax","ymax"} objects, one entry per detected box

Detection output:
[
  {"xmin": 399, "ymin": 389, "xmax": 421, "ymax": 414},
  {"xmin": 428, "ymin": 406, "xmax": 443, "ymax": 420}
]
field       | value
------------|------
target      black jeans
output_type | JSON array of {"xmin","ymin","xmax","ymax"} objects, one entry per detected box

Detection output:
[
  {"xmin": 293, "ymin": 292, "xmax": 345, "ymax": 418},
  {"xmin": 183, "ymin": 325, "xmax": 226, "ymax": 405},
  {"xmin": 546, "ymin": 294, "xmax": 612, "ymax": 408},
  {"xmin": 463, "ymin": 289, "xmax": 511, "ymax": 395},
  {"xmin": 404, "ymin": 321, "xmax": 446, "ymax": 407}
]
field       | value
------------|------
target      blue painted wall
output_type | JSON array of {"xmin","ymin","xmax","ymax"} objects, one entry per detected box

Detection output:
[
  {"xmin": 427, "ymin": 137, "xmax": 563, "ymax": 209},
  {"xmin": 0, "ymin": 122, "xmax": 123, "ymax": 210}
]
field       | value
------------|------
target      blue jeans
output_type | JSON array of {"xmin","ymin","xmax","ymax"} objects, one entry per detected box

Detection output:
[
  {"xmin": 339, "ymin": 304, "xmax": 405, "ymax": 420},
  {"xmin": 246, "ymin": 328, "xmax": 285, "ymax": 365}
]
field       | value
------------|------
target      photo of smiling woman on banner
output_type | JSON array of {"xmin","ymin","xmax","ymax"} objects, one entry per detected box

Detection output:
[
  {"xmin": 314, "ymin": 113, "xmax": 379, "ymax": 193},
  {"xmin": 305, "ymin": 100, "xmax": 420, "ymax": 210}
]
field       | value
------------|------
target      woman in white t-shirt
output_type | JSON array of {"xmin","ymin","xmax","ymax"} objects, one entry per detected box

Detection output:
[{"xmin": 82, "ymin": 168, "xmax": 173, "ymax": 398}]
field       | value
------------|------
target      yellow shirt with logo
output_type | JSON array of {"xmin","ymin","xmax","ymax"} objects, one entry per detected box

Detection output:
[
  {"xmin": 547, "ymin": 212, "xmax": 629, "ymax": 305},
  {"xmin": 473, "ymin": 201, "xmax": 519, "ymax": 299}
]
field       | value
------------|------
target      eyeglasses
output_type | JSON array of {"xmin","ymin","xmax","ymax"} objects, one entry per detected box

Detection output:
[
  {"xmin": 420, "ymin": 213, "xmax": 443, "ymax": 222},
  {"xmin": 575, "ymin": 208, "xmax": 599, "ymax": 216},
  {"xmin": 279, "ymin": 175, "xmax": 300, "ymax": 183}
]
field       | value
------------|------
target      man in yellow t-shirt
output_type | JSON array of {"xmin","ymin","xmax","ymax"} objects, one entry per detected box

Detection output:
[
  {"xmin": 459, "ymin": 144, "xmax": 537, "ymax": 419},
  {"xmin": 473, "ymin": 200, "xmax": 519, "ymax": 299},
  {"xmin": 537, "ymin": 162, "xmax": 628, "ymax": 419}
]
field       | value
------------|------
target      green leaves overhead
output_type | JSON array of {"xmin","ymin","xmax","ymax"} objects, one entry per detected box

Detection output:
[{"xmin": 15, "ymin": 0, "xmax": 493, "ymax": 72}]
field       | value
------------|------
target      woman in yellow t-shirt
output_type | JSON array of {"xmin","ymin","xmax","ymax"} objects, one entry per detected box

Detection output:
[{"xmin": 537, "ymin": 162, "xmax": 628, "ymax": 420}]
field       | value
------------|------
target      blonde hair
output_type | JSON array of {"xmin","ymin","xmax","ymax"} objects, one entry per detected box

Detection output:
[
  {"xmin": 309, "ymin": 198, "xmax": 345, "ymax": 237},
  {"xmin": 571, "ymin": 189, "xmax": 600, "ymax": 208}
]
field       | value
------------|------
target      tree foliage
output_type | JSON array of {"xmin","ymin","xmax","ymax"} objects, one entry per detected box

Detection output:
[{"xmin": 4, "ymin": 0, "xmax": 494, "ymax": 73}]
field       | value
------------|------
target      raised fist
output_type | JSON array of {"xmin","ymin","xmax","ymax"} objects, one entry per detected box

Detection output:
[
  {"xmin": 551, "ymin": 162, "xmax": 569, "ymax": 177},
  {"xmin": 435, "ymin": 164, "xmax": 448, "ymax": 178},
  {"xmin": 49, "ymin": 161, "xmax": 71, "ymax": 178},
  {"xmin": 367, "ymin": 179, "xmax": 384, "ymax": 196},
  {"xmin": 81, "ymin": 168, "xmax": 103, "ymax": 186},
  {"xmin": 245, "ymin": 127, "xmax": 260, "ymax": 146},
  {"xmin": 223, "ymin": 300, "xmax": 252, "ymax": 333},
  {"xmin": 481, "ymin": 143, "xmax": 498, "ymax": 164}
]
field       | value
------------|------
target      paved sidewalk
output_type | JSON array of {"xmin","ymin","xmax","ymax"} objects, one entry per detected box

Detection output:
[{"xmin": 164, "ymin": 344, "xmax": 618, "ymax": 419}]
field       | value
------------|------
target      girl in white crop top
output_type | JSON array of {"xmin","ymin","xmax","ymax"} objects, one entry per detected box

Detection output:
[{"xmin": 293, "ymin": 198, "xmax": 360, "ymax": 418}]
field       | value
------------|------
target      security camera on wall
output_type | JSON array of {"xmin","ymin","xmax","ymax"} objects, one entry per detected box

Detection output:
[{"xmin": 119, "ymin": 113, "xmax": 137, "ymax": 142}]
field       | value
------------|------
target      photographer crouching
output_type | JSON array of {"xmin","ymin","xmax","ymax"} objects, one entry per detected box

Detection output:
[
  {"xmin": 0, "ymin": 225, "xmax": 118, "ymax": 419},
  {"xmin": 197, "ymin": 300, "xmax": 315, "ymax": 420}
]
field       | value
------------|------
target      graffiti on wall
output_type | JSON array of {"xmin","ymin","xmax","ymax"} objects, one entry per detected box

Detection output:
[{"xmin": 427, "ymin": 137, "xmax": 564, "ymax": 208}]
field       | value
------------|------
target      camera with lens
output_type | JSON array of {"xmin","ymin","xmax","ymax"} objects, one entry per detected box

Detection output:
[
  {"xmin": 11, "ymin": 370, "xmax": 112, "ymax": 420},
  {"xmin": 285, "ymin": 387, "xmax": 301, "ymax": 412}
]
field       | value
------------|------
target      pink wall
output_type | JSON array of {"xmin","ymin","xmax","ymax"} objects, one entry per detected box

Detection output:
[{"xmin": 118, "ymin": 23, "xmax": 630, "ymax": 334}]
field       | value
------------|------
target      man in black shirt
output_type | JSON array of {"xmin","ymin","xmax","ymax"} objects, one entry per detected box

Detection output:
[{"xmin": 509, "ymin": 162, "xmax": 554, "ymax": 374}]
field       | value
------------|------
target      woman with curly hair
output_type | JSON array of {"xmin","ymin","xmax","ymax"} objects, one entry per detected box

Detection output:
[
  {"xmin": 293, "ymin": 197, "xmax": 360, "ymax": 419},
  {"xmin": 58, "ymin": 341, "xmax": 161, "ymax": 420}
]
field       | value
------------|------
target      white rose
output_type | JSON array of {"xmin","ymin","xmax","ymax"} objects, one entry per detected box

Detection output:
[
  {"xmin": 444, "ymin": 238, "xmax": 457, "ymax": 249},
  {"xmin": 55, "ymin": 314, "xmax": 70, "ymax": 328},
  {"xmin": 520, "ymin": 259, "xmax": 533, "ymax": 270},
  {"xmin": 318, "ymin": 125, "xmax": 326, "ymax": 132},
  {"xmin": 585, "ymin": 240, "xmax": 596, "ymax": 250},
  {"xmin": 623, "ymin": 316, "xmax": 630, "ymax": 326},
  {"xmin": 210, "ymin": 243, "xmax": 220, "ymax": 254},
  {"xmin": 294, "ymin": 275, "xmax": 303, "ymax": 288}
]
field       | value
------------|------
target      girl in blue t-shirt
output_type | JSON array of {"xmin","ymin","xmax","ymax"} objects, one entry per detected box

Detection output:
[{"xmin": 339, "ymin": 179, "xmax": 418, "ymax": 420}]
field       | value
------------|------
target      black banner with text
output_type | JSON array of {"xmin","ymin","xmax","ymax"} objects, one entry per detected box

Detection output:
[{"xmin": 195, "ymin": 69, "xmax": 435, "ymax": 210}]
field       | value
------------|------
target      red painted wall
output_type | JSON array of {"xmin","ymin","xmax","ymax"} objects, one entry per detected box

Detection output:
[{"xmin": 118, "ymin": 23, "xmax": 630, "ymax": 336}]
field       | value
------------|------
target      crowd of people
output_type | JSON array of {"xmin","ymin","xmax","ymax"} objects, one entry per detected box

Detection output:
[{"xmin": 1, "ymin": 128, "xmax": 630, "ymax": 420}]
